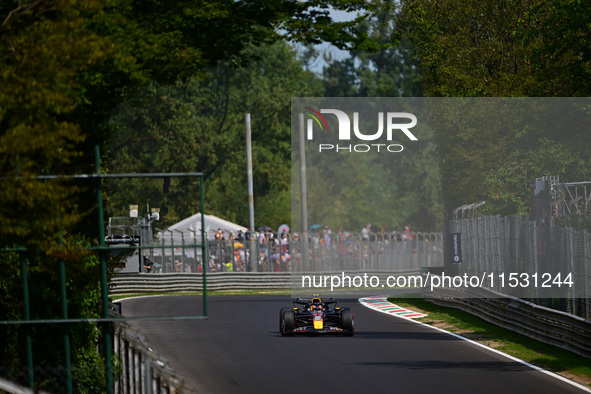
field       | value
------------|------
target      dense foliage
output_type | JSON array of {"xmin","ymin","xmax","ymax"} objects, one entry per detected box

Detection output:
[
  {"xmin": 106, "ymin": 42, "xmax": 322, "ymax": 228},
  {"xmin": 313, "ymin": 2, "xmax": 441, "ymax": 232},
  {"xmin": 0, "ymin": 0, "xmax": 388, "ymax": 390},
  {"xmin": 2, "ymin": 0, "xmax": 591, "ymax": 390},
  {"xmin": 399, "ymin": 0, "xmax": 591, "ymax": 214}
]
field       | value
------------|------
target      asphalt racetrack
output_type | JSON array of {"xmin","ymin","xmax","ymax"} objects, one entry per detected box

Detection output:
[{"xmin": 120, "ymin": 295, "xmax": 589, "ymax": 394}]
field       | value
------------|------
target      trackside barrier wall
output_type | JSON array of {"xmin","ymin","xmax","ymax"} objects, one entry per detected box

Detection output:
[
  {"xmin": 108, "ymin": 270, "xmax": 425, "ymax": 294},
  {"xmin": 424, "ymin": 286, "xmax": 591, "ymax": 358},
  {"xmin": 110, "ymin": 272, "xmax": 292, "ymax": 294},
  {"xmin": 113, "ymin": 321, "xmax": 192, "ymax": 393}
]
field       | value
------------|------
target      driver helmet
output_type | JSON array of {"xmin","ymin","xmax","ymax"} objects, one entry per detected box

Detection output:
[{"xmin": 311, "ymin": 297, "xmax": 322, "ymax": 311}]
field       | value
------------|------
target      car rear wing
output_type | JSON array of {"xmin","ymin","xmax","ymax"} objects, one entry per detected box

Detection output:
[{"xmin": 292, "ymin": 298, "xmax": 337, "ymax": 307}]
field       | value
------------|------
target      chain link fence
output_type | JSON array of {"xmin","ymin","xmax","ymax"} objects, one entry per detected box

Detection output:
[
  {"xmin": 443, "ymin": 216, "xmax": 591, "ymax": 320},
  {"xmin": 141, "ymin": 231, "xmax": 444, "ymax": 274}
]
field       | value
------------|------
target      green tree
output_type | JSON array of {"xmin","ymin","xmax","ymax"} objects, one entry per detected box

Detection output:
[
  {"xmin": 0, "ymin": 0, "xmax": 388, "ymax": 389},
  {"xmin": 482, "ymin": 138, "xmax": 587, "ymax": 217},
  {"xmin": 311, "ymin": 4, "xmax": 441, "ymax": 232},
  {"xmin": 518, "ymin": 0, "xmax": 591, "ymax": 96},
  {"xmin": 399, "ymin": 0, "xmax": 537, "ymax": 96},
  {"xmin": 399, "ymin": 0, "xmax": 591, "ymax": 217},
  {"xmin": 321, "ymin": 1, "xmax": 422, "ymax": 98},
  {"xmin": 107, "ymin": 41, "xmax": 323, "ymax": 229},
  {"xmin": 0, "ymin": 1, "xmax": 124, "ymax": 389},
  {"xmin": 0, "ymin": 0, "xmax": 110, "ymax": 249}
]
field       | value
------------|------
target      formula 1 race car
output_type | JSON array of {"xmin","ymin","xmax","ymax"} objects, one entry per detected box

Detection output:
[{"xmin": 279, "ymin": 297, "xmax": 354, "ymax": 336}]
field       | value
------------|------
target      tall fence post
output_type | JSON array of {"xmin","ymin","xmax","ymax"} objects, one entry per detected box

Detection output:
[
  {"xmin": 20, "ymin": 251, "xmax": 34, "ymax": 388},
  {"xmin": 245, "ymin": 113, "xmax": 257, "ymax": 273},
  {"xmin": 200, "ymin": 175, "xmax": 207, "ymax": 317},
  {"xmin": 95, "ymin": 146, "xmax": 114, "ymax": 393}
]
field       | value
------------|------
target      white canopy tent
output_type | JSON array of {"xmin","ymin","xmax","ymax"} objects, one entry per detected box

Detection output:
[
  {"xmin": 169, "ymin": 213, "xmax": 247, "ymax": 240},
  {"xmin": 115, "ymin": 214, "xmax": 247, "ymax": 272},
  {"xmin": 152, "ymin": 213, "xmax": 248, "ymax": 258}
]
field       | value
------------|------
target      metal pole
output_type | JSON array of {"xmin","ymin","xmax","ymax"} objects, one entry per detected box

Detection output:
[
  {"xmin": 20, "ymin": 252, "xmax": 34, "ymax": 388},
  {"xmin": 245, "ymin": 113, "xmax": 256, "ymax": 271},
  {"xmin": 95, "ymin": 146, "xmax": 114, "ymax": 393},
  {"xmin": 169, "ymin": 230, "xmax": 175, "ymax": 271},
  {"xmin": 299, "ymin": 113, "xmax": 309, "ymax": 271},
  {"xmin": 59, "ymin": 251, "xmax": 72, "ymax": 394},
  {"xmin": 200, "ymin": 176, "xmax": 207, "ymax": 316}
]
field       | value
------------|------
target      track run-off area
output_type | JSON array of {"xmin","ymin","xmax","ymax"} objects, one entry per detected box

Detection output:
[{"xmin": 120, "ymin": 295, "xmax": 590, "ymax": 394}]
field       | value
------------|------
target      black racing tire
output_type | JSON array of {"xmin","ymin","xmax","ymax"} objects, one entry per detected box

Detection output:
[
  {"xmin": 340, "ymin": 309, "xmax": 354, "ymax": 336},
  {"xmin": 279, "ymin": 308, "xmax": 290, "ymax": 334},
  {"xmin": 281, "ymin": 309, "xmax": 295, "ymax": 336}
]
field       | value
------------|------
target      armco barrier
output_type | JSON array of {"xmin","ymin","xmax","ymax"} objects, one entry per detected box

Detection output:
[
  {"xmin": 109, "ymin": 270, "xmax": 426, "ymax": 295},
  {"xmin": 425, "ymin": 286, "xmax": 591, "ymax": 358},
  {"xmin": 113, "ymin": 321, "xmax": 192, "ymax": 393},
  {"xmin": 109, "ymin": 272, "xmax": 293, "ymax": 294}
]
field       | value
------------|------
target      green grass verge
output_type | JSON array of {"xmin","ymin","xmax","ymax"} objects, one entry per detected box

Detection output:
[{"xmin": 388, "ymin": 296, "xmax": 591, "ymax": 388}]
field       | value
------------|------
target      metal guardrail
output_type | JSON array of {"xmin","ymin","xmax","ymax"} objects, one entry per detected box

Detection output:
[
  {"xmin": 109, "ymin": 270, "xmax": 428, "ymax": 295},
  {"xmin": 109, "ymin": 272, "xmax": 293, "ymax": 294},
  {"xmin": 425, "ymin": 286, "xmax": 591, "ymax": 358},
  {"xmin": 113, "ymin": 321, "xmax": 193, "ymax": 394}
]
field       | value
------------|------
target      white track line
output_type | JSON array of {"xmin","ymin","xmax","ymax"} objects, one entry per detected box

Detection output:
[{"xmin": 358, "ymin": 296, "xmax": 591, "ymax": 393}]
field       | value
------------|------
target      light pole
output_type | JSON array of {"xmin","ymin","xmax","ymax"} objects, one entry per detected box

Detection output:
[
  {"xmin": 245, "ymin": 113, "xmax": 256, "ymax": 271},
  {"xmin": 299, "ymin": 113, "xmax": 309, "ymax": 271},
  {"xmin": 174, "ymin": 229, "xmax": 186, "ymax": 271}
]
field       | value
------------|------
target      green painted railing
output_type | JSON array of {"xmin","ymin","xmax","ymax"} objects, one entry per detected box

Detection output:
[{"xmin": 0, "ymin": 146, "xmax": 208, "ymax": 393}]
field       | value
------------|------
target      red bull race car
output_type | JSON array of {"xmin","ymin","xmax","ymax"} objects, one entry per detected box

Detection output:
[{"xmin": 279, "ymin": 297, "xmax": 354, "ymax": 336}]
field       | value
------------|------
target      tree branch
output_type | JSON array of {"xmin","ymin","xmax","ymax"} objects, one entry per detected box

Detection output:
[{"xmin": 1, "ymin": 1, "xmax": 52, "ymax": 38}]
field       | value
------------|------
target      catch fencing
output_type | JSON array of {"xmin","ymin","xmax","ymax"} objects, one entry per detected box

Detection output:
[
  {"xmin": 442, "ymin": 216, "xmax": 591, "ymax": 320},
  {"xmin": 142, "ymin": 231, "xmax": 444, "ymax": 274}
]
